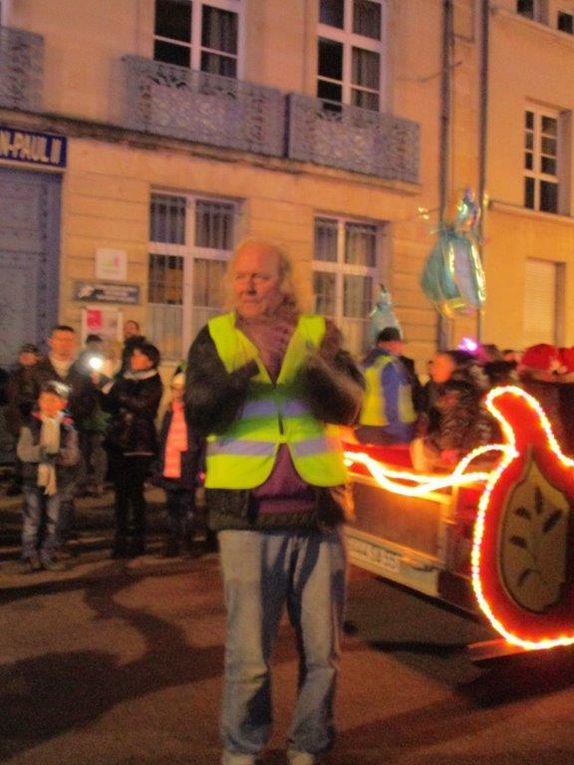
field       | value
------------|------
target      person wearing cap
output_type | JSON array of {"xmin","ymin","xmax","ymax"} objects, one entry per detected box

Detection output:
[
  {"xmin": 5, "ymin": 344, "xmax": 43, "ymax": 495},
  {"xmin": 356, "ymin": 326, "xmax": 418, "ymax": 446}
]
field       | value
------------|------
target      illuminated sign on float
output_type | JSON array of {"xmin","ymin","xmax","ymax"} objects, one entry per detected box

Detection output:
[{"xmin": 344, "ymin": 385, "xmax": 574, "ymax": 652}]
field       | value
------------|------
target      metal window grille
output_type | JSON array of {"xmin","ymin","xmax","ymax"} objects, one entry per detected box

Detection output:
[
  {"xmin": 313, "ymin": 216, "xmax": 381, "ymax": 356},
  {"xmin": 149, "ymin": 193, "xmax": 236, "ymax": 360}
]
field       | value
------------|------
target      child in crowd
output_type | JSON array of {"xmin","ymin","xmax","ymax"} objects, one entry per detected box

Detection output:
[
  {"xmin": 17, "ymin": 380, "xmax": 80, "ymax": 572},
  {"xmin": 155, "ymin": 373, "xmax": 202, "ymax": 557}
]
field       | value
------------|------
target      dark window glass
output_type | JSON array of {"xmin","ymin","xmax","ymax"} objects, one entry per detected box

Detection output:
[
  {"xmin": 525, "ymin": 110, "xmax": 534, "ymax": 129},
  {"xmin": 318, "ymin": 37, "xmax": 343, "ymax": 79},
  {"xmin": 540, "ymin": 181, "xmax": 558, "ymax": 212},
  {"xmin": 318, "ymin": 79, "xmax": 343, "ymax": 103},
  {"xmin": 155, "ymin": 0, "xmax": 192, "ymax": 42},
  {"xmin": 154, "ymin": 39, "xmax": 191, "ymax": 67},
  {"xmin": 202, "ymin": 6, "xmax": 238, "ymax": 54},
  {"xmin": 150, "ymin": 194, "xmax": 186, "ymax": 244},
  {"xmin": 524, "ymin": 177, "xmax": 535, "ymax": 209},
  {"xmin": 344, "ymin": 274, "xmax": 373, "ymax": 318},
  {"xmin": 353, "ymin": 0, "xmax": 381, "ymax": 39},
  {"xmin": 541, "ymin": 115, "xmax": 557, "ymax": 135},
  {"xmin": 517, "ymin": 0, "xmax": 534, "ymax": 19},
  {"xmin": 319, "ymin": 0, "xmax": 344, "ymax": 28},
  {"xmin": 524, "ymin": 152, "xmax": 533, "ymax": 170},
  {"xmin": 148, "ymin": 253, "xmax": 184, "ymax": 304},
  {"xmin": 313, "ymin": 272, "xmax": 337, "ymax": 317},
  {"xmin": 558, "ymin": 11, "xmax": 573, "ymax": 33},
  {"xmin": 541, "ymin": 156, "xmax": 557, "ymax": 175},
  {"xmin": 351, "ymin": 88, "xmax": 379, "ymax": 110},
  {"xmin": 314, "ymin": 218, "xmax": 339, "ymax": 262},
  {"xmin": 201, "ymin": 51, "xmax": 236, "ymax": 76},
  {"xmin": 352, "ymin": 47, "xmax": 379, "ymax": 89}
]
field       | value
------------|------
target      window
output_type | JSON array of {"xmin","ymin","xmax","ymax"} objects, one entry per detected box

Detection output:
[
  {"xmin": 148, "ymin": 192, "xmax": 237, "ymax": 360},
  {"xmin": 558, "ymin": 10, "xmax": 574, "ymax": 33},
  {"xmin": 516, "ymin": 0, "xmax": 548, "ymax": 22},
  {"xmin": 154, "ymin": 0, "xmax": 239, "ymax": 77},
  {"xmin": 317, "ymin": 0, "xmax": 384, "ymax": 111},
  {"xmin": 524, "ymin": 108, "xmax": 561, "ymax": 214},
  {"xmin": 313, "ymin": 216, "xmax": 382, "ymax": 355},
  {"xmin": 523, "ymin": 259, "xmax": 563, "ymax": 347}
]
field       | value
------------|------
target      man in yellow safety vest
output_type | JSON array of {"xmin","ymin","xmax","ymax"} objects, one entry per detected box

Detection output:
[{"xmin": 184, "ymin": 239, "xmax": 364, "ymax": 765}]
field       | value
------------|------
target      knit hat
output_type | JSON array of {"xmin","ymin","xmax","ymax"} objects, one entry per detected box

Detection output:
[
  {"xmin": 377, "ymin": 326, "xmax": 402, "ymax": 343},
  {"xmin": 20, "ymin": 343, "xmax": 40, "ymax": 355}
]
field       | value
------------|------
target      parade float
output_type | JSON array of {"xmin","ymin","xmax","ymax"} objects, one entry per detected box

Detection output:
[{"xmin": 345, "ymin": 192, "xmax": 574, "ymax": 658}]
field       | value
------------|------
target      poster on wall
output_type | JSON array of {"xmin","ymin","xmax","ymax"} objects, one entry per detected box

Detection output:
[{"xmin": 81, "ymin": 305, "xmax": 123, "ymax": 344}]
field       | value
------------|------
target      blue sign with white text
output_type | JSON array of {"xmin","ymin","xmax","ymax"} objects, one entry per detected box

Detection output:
[{"xmin": 0, "ymin": 126, "xmax": 67, "ymax": 168}]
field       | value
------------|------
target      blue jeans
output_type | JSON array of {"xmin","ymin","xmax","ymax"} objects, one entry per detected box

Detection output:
[
  {"xmin": 218, "ymin": 527, "xmax": 347, "ymax": 761},
  {"xmin": 22, "ymin": 487, "xmax": 61, "ymax": 562}
]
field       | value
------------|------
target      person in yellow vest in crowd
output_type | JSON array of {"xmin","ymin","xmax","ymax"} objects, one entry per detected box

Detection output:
[
  {"xmin": 355, "ymin": 326, "xmax": 418, "ymax": 446},
  {"xmin": 184, "ymin": 239, "xmax": 364, "ymax": 765}
]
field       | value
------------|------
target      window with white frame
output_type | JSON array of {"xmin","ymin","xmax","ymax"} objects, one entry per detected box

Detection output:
[
  {"xmin": 154, "ymin": 0, "xmax": 240, "ymax": 77},
  {"xmin": 148, "ymin": 192, "xmax": 237, "ymax": 361},
  {"xmin": 516, "ymin": 0, "xmax": 548, "ymax": 23},
  {"xmin": 313, "ymin": 216, "xmax": 382, "ymax": 356},
  {"xmin": 524, "ymin": 107, "xmax": 562, "ymax": 214},
  {"xmin": 317, "ymin": 0, "xmax": 384, "ymax": 111}
]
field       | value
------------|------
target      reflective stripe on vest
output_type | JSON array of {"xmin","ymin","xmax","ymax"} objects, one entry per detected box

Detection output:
[
  {"xmin": 205, "ymin": 312, "xmax": 348, "ymax": 489},
  {"xmin": 360, "ymin": 354, "xmax": 416, "ymax": 427}
]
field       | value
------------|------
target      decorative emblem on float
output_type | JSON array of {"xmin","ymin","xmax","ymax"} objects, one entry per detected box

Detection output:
[{"xmin": 472, "ymin": 386, "xmax": 574, "ymax": 650}]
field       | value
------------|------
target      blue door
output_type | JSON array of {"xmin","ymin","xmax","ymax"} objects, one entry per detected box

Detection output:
[{"xmin": 0, "ymin": 168, "xmax": 61, "ymax": 367}]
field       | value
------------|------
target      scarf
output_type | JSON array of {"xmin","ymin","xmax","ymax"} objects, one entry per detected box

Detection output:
[
  {"xmin": 37, "ymin": 414, "xmax": 62, "ymax": 496},
  {"xmin": 163, "ymin": 400, "xmax": 188, "ymax": 479}
]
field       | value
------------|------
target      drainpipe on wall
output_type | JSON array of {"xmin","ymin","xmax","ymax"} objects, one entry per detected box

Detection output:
[
  {"xmin": 477, "ymin": 0, "xmax": 490, "ymax": 342},
  {"xmin": 438, "ymin": 0, "xmax": 454, "ymax": 349}
]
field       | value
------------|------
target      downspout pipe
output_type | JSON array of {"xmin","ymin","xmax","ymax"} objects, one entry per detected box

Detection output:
[
  {"xmin": 477, "ymin": 0, "xmax": 490, "ymax": 342},
  {"xmin": 438, "ymin": 0, "xmax": 453, "ymax": 348}
]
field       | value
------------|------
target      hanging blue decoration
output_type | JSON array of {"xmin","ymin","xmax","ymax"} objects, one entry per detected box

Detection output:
[
  {"xmin": 420, "ymin": 188, "xmax": 486, "ymax": 318},
  {"xmin": 369, "ymin": 284, "xmax": 402, "ymax": 342}
]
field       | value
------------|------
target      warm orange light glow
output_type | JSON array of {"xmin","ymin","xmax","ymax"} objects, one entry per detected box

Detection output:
[
  {"xmin": 345, "ymin": 385, "xmax": 574, "ymax": 651},
  {"xmin": 471, "ymin": 385, "xmax": 574, "ymax": 651}
]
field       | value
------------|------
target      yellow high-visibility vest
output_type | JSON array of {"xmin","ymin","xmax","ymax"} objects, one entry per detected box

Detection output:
[
  {"xmin": 360, "ymin": 353, "xmax": 416, "ymax": 426},
  {"xmin": 205, "ymin": 312, "xmax": 348, "ymax": 489}
]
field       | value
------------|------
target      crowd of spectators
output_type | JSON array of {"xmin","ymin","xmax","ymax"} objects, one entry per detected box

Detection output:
[
  {"xmin": 0, "ymin": 319, "xmax": 209, "ymax": 573},
  {"xmin": 0, "ymin": 312, "xmax": 567, "ymax": 577}
]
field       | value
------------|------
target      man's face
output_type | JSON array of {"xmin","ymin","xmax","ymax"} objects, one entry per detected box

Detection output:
[
  {"xmin": 124, "ymin": 321, "xmax": 139, "ymax": 339},
  {"xmin": 49, "ymin": 330, "xmax": 76, "ymax": 360},
  {"xmin": 232, "ymin": 243, "xmax": 283, "ymax": 320}
]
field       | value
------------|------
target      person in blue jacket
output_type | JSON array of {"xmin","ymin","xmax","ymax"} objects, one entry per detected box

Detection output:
[{"xmin": 356, "ymin": 326, "xmax": 418, "ymax": 445}]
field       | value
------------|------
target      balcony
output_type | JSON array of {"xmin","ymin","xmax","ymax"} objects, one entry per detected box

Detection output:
[
  {"xmin": 288, "ymin": 94, "xmax": 419, "ymax": 183},
  {"xmin": 121, "ymin": 55, "xmax": 286, "ymax": 157},
  {"xmin": 0, "ymin": 27, "xmax": 43, "ymax": 111},
  {"xmin": 120, "ymin": 56, "xmax": 420, "ymax": 183}
]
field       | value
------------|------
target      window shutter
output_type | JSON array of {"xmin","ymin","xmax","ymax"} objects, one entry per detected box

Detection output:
[{"xmin": 523, "ymin": 258, "xmax": 557, "ymax": 347}]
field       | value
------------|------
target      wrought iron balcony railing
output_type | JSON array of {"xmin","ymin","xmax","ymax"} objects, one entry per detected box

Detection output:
[
  {"xmin": 0, "ymin": 27, "xmax": 43, "ymax": 111},
  {"xmin": 287, "ymin": 93, "xmax": 419, "ymax": 183},
  {"xmin": 121, "ymin": 56, "xmax": 420, "ymax": 183},
  {"xmin": 122, "ymin": 55, "xmax": 286, "ymax": 157}
]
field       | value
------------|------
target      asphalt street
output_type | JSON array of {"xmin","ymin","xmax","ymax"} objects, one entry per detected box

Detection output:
[{"xmin": 1, "ymin": 485, "xmax": 574, "ymax": 765}]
